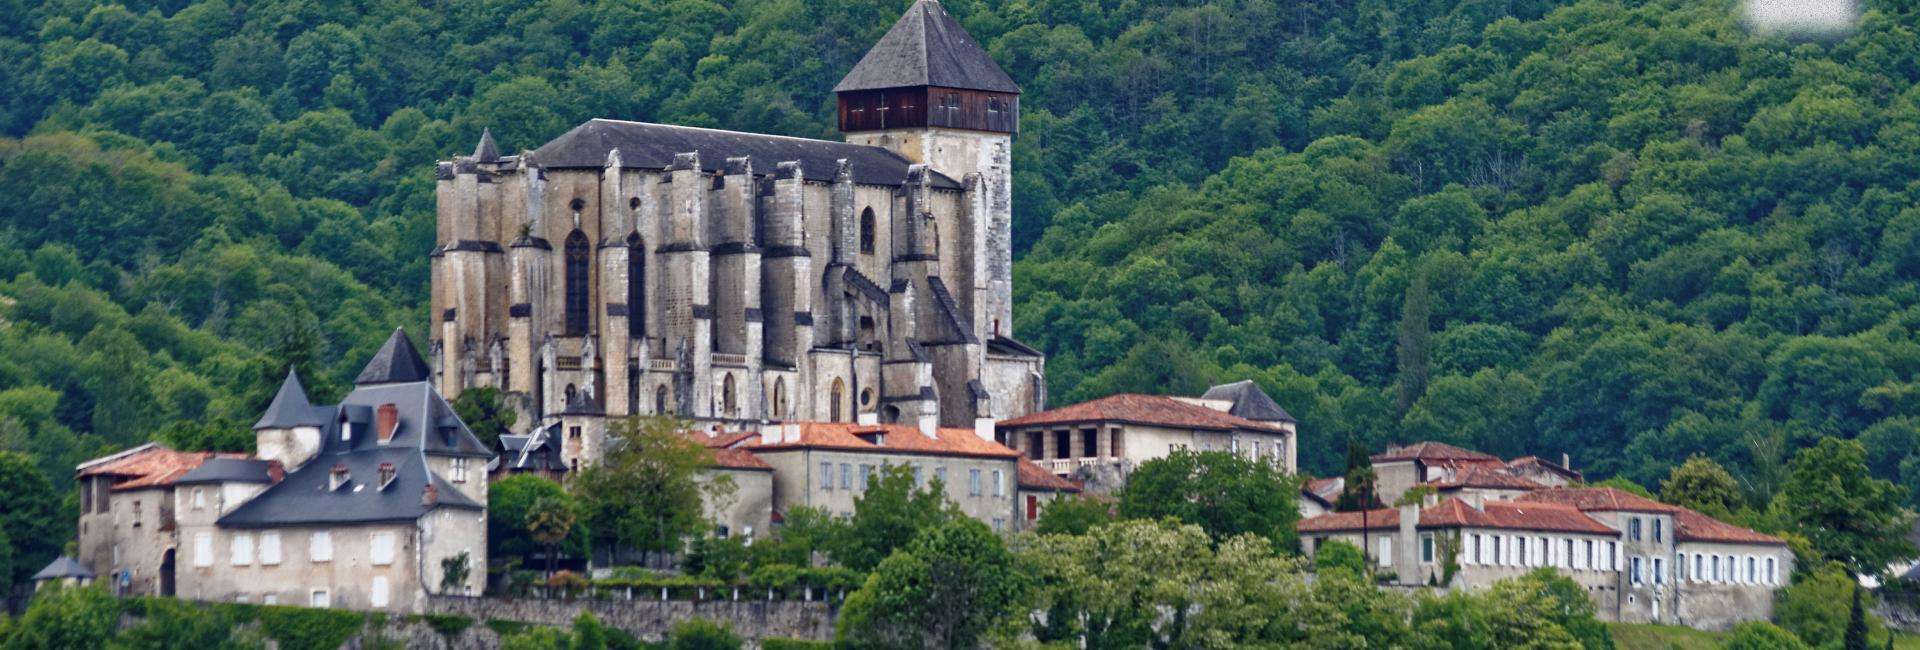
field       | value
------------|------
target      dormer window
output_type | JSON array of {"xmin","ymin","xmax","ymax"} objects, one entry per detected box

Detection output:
[
  {"xmin": 376, "ymin": 404, "xmax": 399, "ymax": 444},
  {"xmin": 378, "ymin": 462, "xmax": 397, "ymax": 490},
  {"xmin": 329, "ymin": 464, "xmax": 350, "ymax": 491}
]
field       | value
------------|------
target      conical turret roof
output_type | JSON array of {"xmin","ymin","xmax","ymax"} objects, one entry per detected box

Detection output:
[
  {"xmin": 355, "ymin": 328, "xmax": 433, "ymax": 385},
  {"xmin": 254, "ymin": 368, "xmax": 326, "ymax": 430},
  {"xmin": 473, "ymin": 128, "xmax": 500, "ymax": 162},
  {"xmin": 834, "ymin": 0, "xmax": 1019, "ymax": 94}
]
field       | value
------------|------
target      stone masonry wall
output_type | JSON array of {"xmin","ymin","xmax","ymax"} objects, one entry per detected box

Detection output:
[{"xmin": 424, "ymin": 595, "xmax": 837, "ymax": 643}]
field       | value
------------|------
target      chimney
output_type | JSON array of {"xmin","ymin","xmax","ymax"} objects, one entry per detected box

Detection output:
[
  {"xmin": 1561, "ymin": 452, "xmax": 1571, "ymax": 469},
  {"xmin": 329, "ymin": 464, "xmax": 350, "ymax": 491},
  {"xmin": 421, "ymin": 483, "xmax": 439, "ymax": 507},
  {"xmin": 974, "ymin": 417, "xmax": 996, "ymax": 443},
  {"xmin": 378, "ymin": 462, "xmax": 397, "ymax": 489},
  {"xmin": 377, "ymin": 404, "xmax": 399, "ymax": 443}
]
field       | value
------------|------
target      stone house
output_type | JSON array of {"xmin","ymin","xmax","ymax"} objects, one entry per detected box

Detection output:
[
  {"xmin": 1299, "ymin": 444, "xmax": 1791, "ymax": 631},
  {"xmin": 75, "ymin": 443, "xmax": 249, "ymax": 596},
  {"xmin": 746, "ymin": 421, "xmax": 1060, "ymax": 533},
  {"xmin": 428, "ymin": 0, "xmax": 1044, "ymax": 447},
  {"xmin": 76, "ymin": 329, "xmax": 495, "ymax": 613},
  {"xmin": 995, "ymin": 382, "xmax": 1298, "ymax": 494}
]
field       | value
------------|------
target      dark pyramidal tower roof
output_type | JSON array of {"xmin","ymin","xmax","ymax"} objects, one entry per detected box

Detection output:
[
  {"xmin": 355, "ymin": 328, "xmax": 433, "ymax": 385},
  {"xmin": 834, "ymin": 0, "xmax": 1020, "ymax": 94},
  {"xmin": 254, "ymin": 368, "xmax": 327, "ymax": 430}
]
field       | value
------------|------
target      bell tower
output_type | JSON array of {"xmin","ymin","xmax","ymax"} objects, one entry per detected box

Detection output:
[{"xmin": 836, "ymin": 0, "xmax": 1020, "ymax": 349}]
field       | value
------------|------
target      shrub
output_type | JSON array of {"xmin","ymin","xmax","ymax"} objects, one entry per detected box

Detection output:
[
  {"xmin": 665, "ymin": 619, "xmax": 743, "ymax": 650},
  {"xmin": 760, "ymin": 640, "xmax": 832, "ymax": 650},
  {"xmin": 1724, "ymin": 621, "xmax": 1811, "ymax": 650}
]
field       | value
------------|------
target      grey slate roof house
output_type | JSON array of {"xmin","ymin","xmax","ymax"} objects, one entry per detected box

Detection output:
[{"xmin": 78, "ymin": 328, "xmax": 495, "ymax": 612}]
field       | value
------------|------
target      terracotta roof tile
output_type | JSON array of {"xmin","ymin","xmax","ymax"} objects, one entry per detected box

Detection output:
[
  {"xmin": 748, "ymin": 422, "xmax": 1021, "ymax": 460},
  {"xmin": 1427, "ymin": 467, "xmax": 1545, "ymax": 491},
  {"xmin": 1673, "ymin": 508, "xmax": 1784, "ymax": 546},
  {"xmin": 1371, "ymin": 442, "xmax": 1500, "ymax": 463},
  {"xmin": 1015, "ymin": 457, "xmax": 1080, "ymax": 492},
  {"xmin": 1515, "ymin": 487, "xmax": 1681, "ymax": 514},
  {"xmin": 688, "ymin": 431, "xmax": 774, "ymax": 471},
  {"xmin": 78, "ymin": 445, "xmax": 244, "ymax": 491},
  {"xmin": 1417, "ymin": 498, "xmax": 1618, "ymax": 535},
  {"xmin": 999, "ymin": 394, "xmax": 1289, "ymax": 433},
  {"xmin": 1298, "ymin": 507, "xmax": 1400, "ymax": 533}
]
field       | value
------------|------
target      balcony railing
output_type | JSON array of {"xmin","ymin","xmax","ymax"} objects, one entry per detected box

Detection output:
[{"xmin": 1036, "ymin": 457, "xmax": 1112, "ymax": 472}]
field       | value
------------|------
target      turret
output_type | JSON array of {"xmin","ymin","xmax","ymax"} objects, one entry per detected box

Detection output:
[{"xmin": 254, "ymin": 369, "xmax": 325, "ymax": 472}]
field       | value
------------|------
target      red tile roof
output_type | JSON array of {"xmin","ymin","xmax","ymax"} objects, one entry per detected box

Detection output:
[
  {"xmin": 747, "ymin": 422, "xmax": 1022, "ymax": 460},
  {"xmin": 997, "ymin": 394, "xmax": 1289, "ymax": 433},
  {"xmin": 1014, "ymin": 458, "xmax": 1080, "ymax": 492},
  {"xmin": 1298, "ymin": 498, "xmax": 1617, "ymax": 535},
  {"xmin": 1371, "ymin": 441, "xmax": 1499, "ymax": 463},
  {"xmin": 78, "ymin": 445, "xmax": 244, "ymax": 491},
  {"xmin": 1672, "ymin": 508, "xmax": 1784, "ymax": 546},
  {"xmin": 1417, "ymin": 498, "xmax": 1618, "ymax": 535},
  {"xmin": 1506, "ymin": 456, "xmax": 1583, "ymax": 480},
  {"xmin": 1515, "ymin": 487, "xmax": 1681, "ymax": 514},
  {"xmin": 1428, "ymin": 467, "xmax": 1545, "ymax": 491},
  {"xmin": 688, "ymin": 431, "xmax": 773, "ymax": 471},
  {"xmin": 1298, "ymin": 507, "xmax": 1401, "ymax": 533}
]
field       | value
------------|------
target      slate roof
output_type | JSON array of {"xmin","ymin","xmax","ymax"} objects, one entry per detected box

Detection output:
[
  {"xmin": 1200, "ymin": 380, "xmax": 1296, "ymax": 423},
  {"xmin": 497, "ymin": 425, "xmax": 567, "ymax": 473},
  {"xmin": 749, "ymin": 422, "xmax": 1022, "ymax": 460},
  {"xmin": 32, "ymin": 556, "xmax": 93, "ymax": 581},
  {"xmin": 177, "ymin": 458, "xmax": 280, "ymax": 485},
  {"xmin": 985, "ymin": 335, "xmax": 1043, "ymax": 358},
  {"xmin": 254, "ymin": 369, "xmax": 328, "ymax": 430},
  {"xmin": 999, "ymin": 393, "xmax": 1290, "ymax": 433},
  {"xmin": 219, "ymin": 451, "xmax": 482, "ymax": 528},
  {"xmin": 219, "ymin": 329, "xmax": 491, "ymax": 528},
  {"xmin": 1505, "ymin": 456, "xmax": 1584, "ymax": 482},
  {"xmin": 834, "ymin": 0, "xmax": 1020, "ymax": 94},
  {"xmin": 1371, "ymin": 442, "xmax": 1500, "ymax": 463},
  {"xmin": 1015, "ymin": 457, "xmax": 1080, "ymax": 492},
  {"xmin": 355, "ymin": 329, "xmax": 433, "ymax": 385},
  {"xmin": 529, "ymin": 119, "xmax": 960, "ymax": 188}
]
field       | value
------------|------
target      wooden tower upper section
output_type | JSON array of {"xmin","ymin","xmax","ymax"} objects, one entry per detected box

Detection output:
[{"xmin": 834, "ymin": 0, "xmax": 1020, "ymax": 135}]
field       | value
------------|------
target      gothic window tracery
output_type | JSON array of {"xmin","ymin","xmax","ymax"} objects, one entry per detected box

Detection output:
[
  {"xmin": 564, "ymin": 229, "xmax": 591, "ymax": 336},
  {"xmin": 859, "ymin": 208, "xmax": 876, "ymax": 255},
  {"xmin": 626, "ymin": 233, "xmax": 645, "ymax": 336},
  {"xmin": 830, "ymin": 379, "xmax": 846, "ymax": 422}
]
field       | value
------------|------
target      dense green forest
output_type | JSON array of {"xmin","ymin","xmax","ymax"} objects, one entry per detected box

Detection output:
[{"xmin": 0, "ymin": 0, "xmax": 1916, "ymax": 518}]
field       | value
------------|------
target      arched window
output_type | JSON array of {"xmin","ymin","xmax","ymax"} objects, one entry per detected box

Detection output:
[
  {"xmin": 772, "ymin": 378, "xmax": 786, "ymax": 419},
  {"xmin": 722, "ymin": 374, "xmax": 737, "ymax": 416},
  {"xmin": 627, "ymin": 367, "xmax": 639, "ymax": 415},
  {"xmin": 859, "ymin": 208, "xmax": 876, "ymax": 254},
  {"xmin": 654, "ymin": 385, "xmax": 669, "ymax": 415},
  {"xmin": 626, "ymin": 233, "xmax": 645, "ymax": 336},
  {"xmin": 564, "ymin": 229, "xmax": 591, "ymax": 336},
  {"xmin": 830, "ymin": 379, "xmax": 846, "ymax": 422},
  {"xmin": 563, "ymin": 384, "xmax": 578, "ymax": 408}
]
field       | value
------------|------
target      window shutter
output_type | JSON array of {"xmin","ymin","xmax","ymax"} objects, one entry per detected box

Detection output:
[{"xmin": 371, "ymin": 532, "xmax": 395, "ymax": 565}]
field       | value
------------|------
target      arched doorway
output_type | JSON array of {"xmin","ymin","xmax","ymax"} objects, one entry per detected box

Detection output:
[{"xmin": 159, "ymin": 548, "xmax": 175, "ymax": 596}]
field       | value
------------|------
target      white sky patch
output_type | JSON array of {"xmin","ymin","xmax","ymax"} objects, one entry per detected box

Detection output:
[{"xmin": 1744, "ymin": 0, "xmax": 1859, "ymax": 36}]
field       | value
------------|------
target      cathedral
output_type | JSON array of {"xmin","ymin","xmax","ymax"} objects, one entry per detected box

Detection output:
[{"xmin": 429, "ymin": 0, "xmax": 1045, "ymax": 451}]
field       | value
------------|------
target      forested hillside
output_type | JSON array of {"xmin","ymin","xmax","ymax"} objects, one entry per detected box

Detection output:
[{"xmin": 0, "ymin": 0, "xmax": 1916, "ymax": 508}]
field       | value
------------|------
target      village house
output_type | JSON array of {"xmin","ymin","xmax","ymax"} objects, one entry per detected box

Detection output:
[
  {"xmin": 73, "ymin": 329, "xmax": 495, "ymax": 612},
  {"xmin": 742, "ymin": 421, "xmax": 1076, "ymax": 533},
  {"xmin": 995, "ymin": 381, "xmax": 1298, "ymax": 493},
  {"xmin": 1298, "ymin": 442, "xmax": 1792, "ymax": 630}
]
